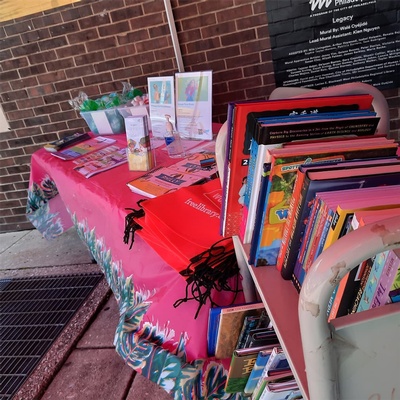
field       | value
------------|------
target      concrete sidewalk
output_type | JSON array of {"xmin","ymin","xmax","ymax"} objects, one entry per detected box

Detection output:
[{"xmin": 0, "ymin": 228, "xmax": 172, "ymax": 400}]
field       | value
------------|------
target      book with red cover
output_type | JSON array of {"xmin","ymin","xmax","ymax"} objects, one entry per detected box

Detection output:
[
  {"xmin": 220, "ymin": 94, "xmax": 374, "ymax": 238},
  {"xmin": 278, "ymin": 159, "xmax": 400, "ymax": 280}
]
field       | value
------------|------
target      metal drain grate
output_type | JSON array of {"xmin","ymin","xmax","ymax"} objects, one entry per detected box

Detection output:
[{"xmin": 0, "ymin": 273, "xmax": 104, "ymax": 400}]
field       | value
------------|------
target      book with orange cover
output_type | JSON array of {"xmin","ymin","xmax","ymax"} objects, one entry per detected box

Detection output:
[
  {"xmin": 220, "ymin": 94, "xmax": 374, "ymax": 238},
  {"xmin": 278, "ymin": 159, "xmax": 400, "ymax": 280}
]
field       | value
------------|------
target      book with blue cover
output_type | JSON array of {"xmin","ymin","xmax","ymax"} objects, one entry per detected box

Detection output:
[{"xmin": 243, "ymin": 349, "xmax": 272, "ymax": 395}]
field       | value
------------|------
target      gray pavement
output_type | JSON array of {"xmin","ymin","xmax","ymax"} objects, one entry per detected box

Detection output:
[{"xmin": 0, "ymin": 228, "xmax": 172, "ymax": 400}]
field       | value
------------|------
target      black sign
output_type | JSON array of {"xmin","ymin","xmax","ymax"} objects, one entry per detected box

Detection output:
[{"xmin": 265, "ymin": 0, "xmax": 399, "ymax": 90}]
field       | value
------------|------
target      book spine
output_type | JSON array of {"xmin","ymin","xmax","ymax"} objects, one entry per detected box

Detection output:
[
  {"xmin": 370, "ymin": 250, "xmax": 400, "ymax": 308},
  {"xmin": 249, "ymin": 163, "xmax": 272, "ymax": 265},
  {"xmin": 279, "ymin": 174, "xmax": 310, "ymax": 280},
  {"xmin": 357, "ymin": 251, "xmax": 389, "ymax": 312},
  {"xmin": 350, "ymin": 257, "xmax": 374, "ymax": 313},
  {"xmin": 276, "ymin": 170, "xmax": 307, "ymax": 272}
]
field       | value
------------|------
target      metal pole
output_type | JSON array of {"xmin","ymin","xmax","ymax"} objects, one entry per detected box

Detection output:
[{"xmin": 163, "ymin": 0, "xmax": 185, "ymax": 73}]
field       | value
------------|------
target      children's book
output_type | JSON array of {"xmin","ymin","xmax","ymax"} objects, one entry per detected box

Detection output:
[
  {"xmin": 214, "ymin": 302, "xmax": 265, "ymax": 360},
  {"xmin": 236, "ymin": 310, "xmax": 270, "ymax": 350},
  {"xmin": 357, "ymin": 250, "xmax": 390, "ymax": 312},
  {"xmin": 251, "ymin": 346, "xmax": 289, "ymax": 400},
  {"xmin": 371, "ymin": 249, "xmax": 400, "ymax": 309},
  {"xmin": 73, "ymin": 145, "xmax": 127, "ymax": 178},
  {"xmin": 251, "ymin": 139, "xmax": 398, "ymax": 267},
  {"xmin": 126, "ymin": 151, "xmax": 217, "ymax": 198},
  {"xmin": 292, "ymin": 186, "xmax": 400, "ymax": 293},
  {"xmin": 50, "ymin": 136, "xmax": 116, "ymax": 160},
  {"xmin": 224, "ymin": 344, "xmax": 277, "ymax": 394},
  {"xmin": 220, "ymin": 94, "xmax": 374, "ymax": 238},
  {"xmin": 278, "ymin": 159, "xmax": 400, "ymax": 280},
  {"xmin": 240, "ymin": 101, "xmax": 381, "ymax": 245},
  {"xmin": 243, "ymin": 349, "xmax": 273, "ymax": 395}
]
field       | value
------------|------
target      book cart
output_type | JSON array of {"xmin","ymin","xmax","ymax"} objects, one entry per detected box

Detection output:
[
  {"xmin": 235, "ymin": 215, "xmax": 400, "ymax": 400},
  {"xmin": 231, "ymin": 83, "xmax": 400, "ymax": 400}
]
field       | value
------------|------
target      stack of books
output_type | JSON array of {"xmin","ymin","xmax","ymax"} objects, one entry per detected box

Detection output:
[
  {"xmin": 219, "ymin": 92, "xmax": 400, "ymax": 323},
  {"xmin": 208, "ymin": 303, "xmax": 301, "ymax": 399}
]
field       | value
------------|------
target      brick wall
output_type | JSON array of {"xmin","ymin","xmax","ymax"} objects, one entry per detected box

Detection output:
[{"xmin": 0, "ymin": 0, "xmax": 399, "ymax": 233}]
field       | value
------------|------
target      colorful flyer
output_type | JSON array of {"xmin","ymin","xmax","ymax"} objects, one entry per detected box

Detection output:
[
  {"xmin": 147, "ymin": 76, "xmax": 176, "ymax": 139},
  {"xmin": 175, "ymin": 70, "xmax": 213, "ymax": 141}
]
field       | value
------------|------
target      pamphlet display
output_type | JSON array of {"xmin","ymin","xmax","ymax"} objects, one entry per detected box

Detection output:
[
  {"xmin": 175, "ymin": 70, "xmax": 213, "ymax": 140},
  {"xmin": 147, "ymin": 76, "xmax": 176, "ymax": 138}
]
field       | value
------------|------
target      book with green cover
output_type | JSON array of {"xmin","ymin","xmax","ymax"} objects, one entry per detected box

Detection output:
[{"xmin": 224, "ymin": 344, "xmax": 276, "ymax": 394}]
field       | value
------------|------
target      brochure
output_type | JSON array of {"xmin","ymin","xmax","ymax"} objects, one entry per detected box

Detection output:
[
  {"xmin": 147, "ymin": 76, "xmax": 176, "ymax": 138},
  {"xmin": 73, "ymin": 145, "xmax": 127, "ymax": 178},
  {"xmin": 50, "ymin": 136, "xmax": 116, "ymax": 161},
  {"xmin": 175, "ymin": 70, "xmax": 213, "ymax": 140}
]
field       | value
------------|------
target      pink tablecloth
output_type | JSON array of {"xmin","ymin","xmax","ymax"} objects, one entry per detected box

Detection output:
[{"xmin": 26, "ymin": 132, "xmax": 246, "ymax": 400}]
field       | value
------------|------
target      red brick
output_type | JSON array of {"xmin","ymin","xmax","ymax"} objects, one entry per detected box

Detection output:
[
  {"xmin": 14, "ymin": 127, "xmax": 42, "ymax": 138},
  {"xmin": 1, "ymin": 71, "xmax": 20, "ymax": 83},
  {"xmin": 110, "ymin": 5, "xmax": 143, "ymax": 22},
  {"xmin": 61, "ymin": 4, "xmax": 94, "ymax": 22},
  {"xmin": 19, "ymin": 64, "xmax": 47, "ymax": 78},
  {"xmin": 20, "ymin": 28, "xmax": 51, "ymax": 44},
  {"xmin": 2, "ymin": 34, "xmax": 23, "ymax": 48},
  {"xmin": 24, "ymin": 115, "xmax": 51, "ymax": 127},
  {"xmin": 38, "ymin": 71, "xmax": 68, "ymax": 85},
  {"xmin": 39, "ymin": 36, "xmax": 68, "ymax": 51},
  {"xmin": 11, "ymin": 77, "xmax": 39, "ymax": 90},
  {"xmin": 124, "ymin": 53, "xmax": 155, "ymax": 67},
  {"xmin": 49, "ymin": 21, "xmax": 79, "ymax": 37},
  {"xmin": 95, "ymin": 59, "xmax": 124, "ymax": 73},
  {"xmin": 27, "ymin": 84, "xmax": 56, "ymax": 98},
  {"xmin": 8, "ymin": 120, "xmax": 25, "ymax": 130},
  {"xmin": 86, "ymin": 37, "xmax": 117, "ymax": 53},
  {"xmin": 222, "ymin": 29, "xmax": 256, "ymax": 47},
  {"xmin": 172, "ymin": 3, "xmax": 199, "ymax": 20},
  {"xmin": 80, "ymin": 14, "xmax": 112, "ymax": 30},
  {"xmin": 83, "ymin": 72, "xmax": 112, "ymax": 86},
  {"xmin": 49, "ymin": 110, "xmax": 78, "ymax": 123},
  {"xmin": 1, "ymin": 57, "xmax": 29, "ymax": 71},
  {"xmin": 7, "ymin": 137, "xmax": 34, "ymax": 148},
  {"xmin": 1, "ymin": 90, "xmax": 29, "ymax": 102},
  {"xmin": 41, "ymin": 123, "xmax": 68, "ymax": 134},
  {"xmin": 7, "ymin": 109, "xmax": 35, "ymax": 120},
  {"xmin": 0, "ymin": 49, "xmax": 13, "ymax": 62},
  {"xmin": 12, "ymin": 43, "xmax": 40, "ymax": 57},
  {"xmin": 181, "ymin": 14, "xmax": 217, "ymax": 31},
  {"xmin": 104, "ymin": 45, "xmax": 137, "ymax": 59},
  {"xmin": 65, "ymin": 65, "xmax": 96, "ymax": 79},
  {"xmin": 0, "ymin": 148, "xmax": 24, "ymax": 158},
  {"xmin": 186, "ymin": 37, "xmax": 220, "ymax": 53},
  {"xmin": 55, "ymin": 78, "xmax": 83, "ymax": 92},
  {"xmin": 75, "ymin": 52, "xmax": 105, "ymax": 66},
  {"xmin": 3, "ymin": 21, "xmax": 32, "ymax": 35},
  {"xmin": 0, "ymin": 81, "xmax": 12, "ymax": 93},
  {"xmin": 34, "ymin": 104, "xmax": 62, "ymax": 116},
  {"xmin": 226, "ymin": 53, "xmax": 261, "ymax": 68},
  {"xmin": 67, "ymin": 28, "xmax": 101, "ymax": 44},
  {"xmin": 28, "ymin": 50, "xmax": 57, "ymax": 64},
  {"xmin": 56, "ymin": 44, "xmax": 86, "ymax": 59},
  {"xmin": 91, "ymin": 0, "xmax": 125, "ymax": 14},
  {"xmin": 32, "ymin": 13, "xmax": 63, "ymax": 29},
  {"xmin": 201, "ymin": 21, "xmax": 237, "ymax": 39}
]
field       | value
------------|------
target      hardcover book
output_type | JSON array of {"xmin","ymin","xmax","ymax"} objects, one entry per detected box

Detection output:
[
  {"xmin": 220, "ymin": 94, "xmax": 374, "ymax": 238},
  {"xmin": 278, "ymin": 159, "xmax": 400, "ymax": 280},
  {"xmin": 251, "ymin": 138, "xmax": 398, "ymax": 267},
  {"xmin": 224, "ymin": 344, "xmax": 277, "ymax": 394},
  {"xmin": 214, "ymin": 302, "xmax": 265, "ymax": 360}
]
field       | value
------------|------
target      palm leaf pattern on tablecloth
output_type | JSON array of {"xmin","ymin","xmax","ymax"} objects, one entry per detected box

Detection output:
[{"xmin": 72, "ymin": 216, "xmax": 246, "ymax": 400}]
